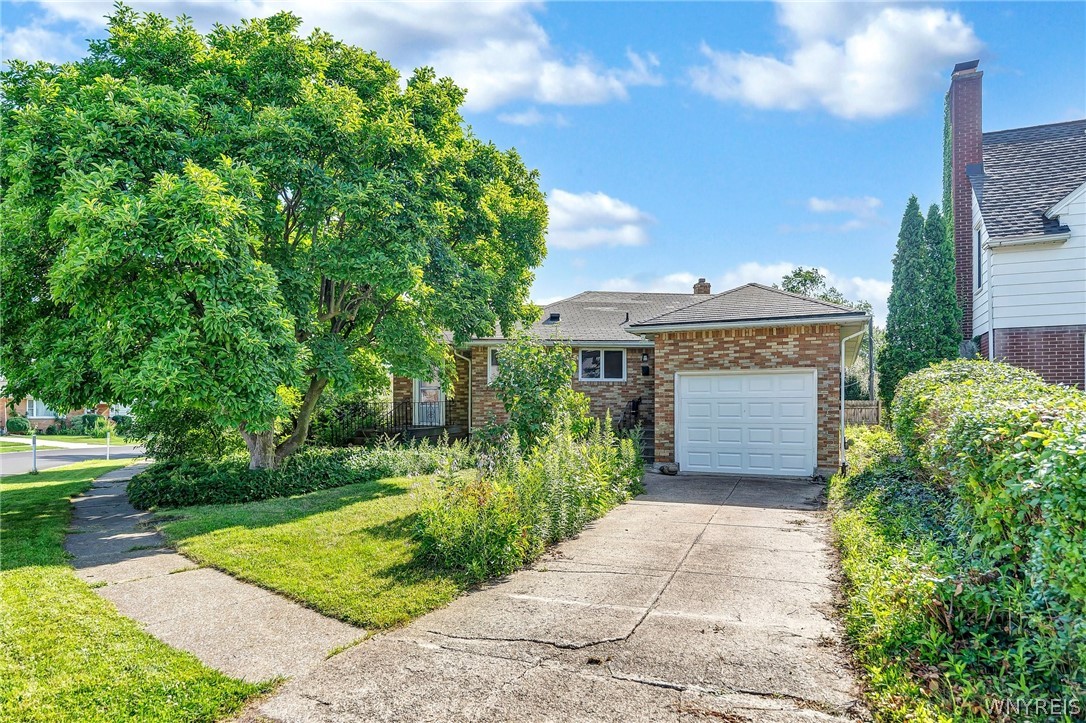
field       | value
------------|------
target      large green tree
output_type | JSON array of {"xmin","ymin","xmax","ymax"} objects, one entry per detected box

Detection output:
[
  {"xmin": 876, "ymin": 197, "xmax": 928, "ymax": 406},
  {"xmin": 1, "ymin": 7, "xmax": 547, "ymax": 468},
  {"xmin": 919, "ymin": 204, "xmax": 962, "ymax": 361}
]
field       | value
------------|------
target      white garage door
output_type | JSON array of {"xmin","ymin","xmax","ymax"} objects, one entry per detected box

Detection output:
[{"xmin": 677, "ymin": 371, "xmax": 817, "ymax": 476}]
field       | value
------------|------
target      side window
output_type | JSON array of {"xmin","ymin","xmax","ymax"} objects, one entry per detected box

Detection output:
[
  {"xmin": 487, "ymin": 347, "xmax": 500, "ymax": 384},
  {"xmin": 976, "ymin": 228, "xmax": 984, "ymax": 289}
]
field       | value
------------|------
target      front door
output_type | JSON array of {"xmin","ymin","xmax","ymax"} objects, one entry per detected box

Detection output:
[{"xmin": 413, "ymin": 378, "xmax": 445, "ymax": 427}]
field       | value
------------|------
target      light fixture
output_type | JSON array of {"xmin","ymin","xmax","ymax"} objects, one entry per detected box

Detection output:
[{"xmin": 641, "ymin": 352, "xmax": 649, "ymax": 363}]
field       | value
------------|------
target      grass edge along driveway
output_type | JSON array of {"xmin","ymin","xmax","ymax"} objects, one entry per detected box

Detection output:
[
  {"xmin": 0, "ymin": 460, "xmax": 267, "ymax": 723},
  {"xmin": 155, "ymin": 473, "xmax": 466, "ymax": 630}
]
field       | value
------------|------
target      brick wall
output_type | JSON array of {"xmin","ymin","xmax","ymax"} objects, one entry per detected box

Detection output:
[
  {"xmin": 1, "ymin": 397, "xmax": 94, "ymax": 432},
  {"xmin": 390, "ymin": 353, "xmax": 471, "ymax": 434},
  {"xmin": 650, "ymin": 324, "xmax": 843, "ymax": 473},
  {"xmin": 949, "ymin": 67, "xmax": 983, "ymax": 338},
  {"xmin": 468, "ymin": 345, "xmax": 652, "ymax": 430},
  {"xmin": 977, "ymin": 332, "xmax": 990, "ymax": 360},
  {"xmin": 993, "ymin": 325, "xmax": 1086, "ymax": 388}
]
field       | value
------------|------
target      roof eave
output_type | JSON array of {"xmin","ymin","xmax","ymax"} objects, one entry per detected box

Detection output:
[
  {"xmin": 984, "ymin": 231, "xmax": 1071, "ymax": 250},
  {"xmin": 460, "ymin": 338, "xmax": 654, "ymax": 348},
  {"xmin": 629, "ymin": 313, "xmax": 870, "ymax": 334}
]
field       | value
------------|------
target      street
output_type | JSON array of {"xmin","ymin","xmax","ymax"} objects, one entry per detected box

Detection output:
[{"xmin": 0, "ymin": 445, "xmax": 144, "ymax": 477}]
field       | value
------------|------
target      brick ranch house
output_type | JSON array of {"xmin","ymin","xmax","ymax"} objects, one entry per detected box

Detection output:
[
  {"xmin": 947, "ymin": 60, "xmax": 1086, "ymax": 387},
  {"xmin": 393, "ymin": 281, "xmax": 870, "ymax": 477}
]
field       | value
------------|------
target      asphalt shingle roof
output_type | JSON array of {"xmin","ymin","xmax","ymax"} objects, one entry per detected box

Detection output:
[
  {"xmin": 628, "ymin": 284, "xmax": 866, "ymax": 329},
  {"xmin": 475, "ymin": 291, "xmax": 700, "ymax": 344},
  {"xmin": 967, "ymin": 119, "xmax": 1086, "ymax": 240}
]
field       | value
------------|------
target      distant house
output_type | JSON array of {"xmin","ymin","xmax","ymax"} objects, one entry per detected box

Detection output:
[
  {"xmin": 392, "ymin": 280, "xmax": 869, "ymax": 477},
  {"xmin": 0, "ymin": 379, "xmax": 128, "ymax": 432},
  {"xmin": 947, "ymin": 60, "xmax": 1086, "ymax": 387}
]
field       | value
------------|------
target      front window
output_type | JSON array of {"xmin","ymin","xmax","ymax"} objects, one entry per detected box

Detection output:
[
  {"xmin": 487, "ymin": 347, "xmax": 500, "ymax": 384},
  {"xmin": 26, "ymin": 397, "xmax": 59, "ymax": 418},
  {"xmin": 579, "ymin": 349, "xmax": 625, "ymax": 381}
]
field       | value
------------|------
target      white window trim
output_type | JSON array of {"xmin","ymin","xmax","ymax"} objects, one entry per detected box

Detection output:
[
  {"xmin": 486, "ymin": 347, "xmax": 500, "ymax": 385},
  {"xmin": 975, "ymin": 223, "xmax": 985, "ymax": 290},
  {"xmin": 578, "ymin": 348, "xmax": 626, "ymax": 382},
  {"xmin": 25, "ymin": 397, "xmax": 60, "ymax": 419}
]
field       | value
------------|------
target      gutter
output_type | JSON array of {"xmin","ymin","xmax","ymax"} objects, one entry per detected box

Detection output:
[
  {"xmin": 630, "ymin": 313, "xmax": 869, "ymax": 335},
  {"xmin": 984, "ymin": 231, "xmax": 1070, "ymax": 250},
  {"xmin": 839, "ymin": 326, "xmax": 867, "ymax": 476}
]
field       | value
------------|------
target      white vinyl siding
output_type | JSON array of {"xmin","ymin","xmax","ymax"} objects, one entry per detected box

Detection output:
[
  {"xmin": 578, "ymin": 349, "xmax": 625, "ymax": 381},
  {"xmin": 973, "ymin": 188, "xmax": 1086, "ymax": 332},
  {"xmin": 675, "ymin": 370, "xmax": 817, "ymax": 477}
]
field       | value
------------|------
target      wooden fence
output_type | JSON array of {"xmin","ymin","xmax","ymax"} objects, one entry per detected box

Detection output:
[{"xmin": 844, "ymin": 400, "xmax": 881, "ymax": 426}]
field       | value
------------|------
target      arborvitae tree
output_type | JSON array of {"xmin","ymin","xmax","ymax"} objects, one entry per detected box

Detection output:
[
  {"xmin": 920, "ymin": 204, "xmax": 962, "ymax": 361},
  {"xmin": 877, "ymin": 196, "xmax": 927, "ymax": 406}
]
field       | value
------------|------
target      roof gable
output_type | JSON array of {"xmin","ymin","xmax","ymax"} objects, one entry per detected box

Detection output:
[{"xmin": 970, "ymin": 119, "xmax": 1086, "ymax": 240}]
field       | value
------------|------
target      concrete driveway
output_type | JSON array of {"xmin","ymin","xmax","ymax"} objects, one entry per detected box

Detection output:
[{"xmin": 252, "ymin": 473, "xmax": 865, "ymax": 722}]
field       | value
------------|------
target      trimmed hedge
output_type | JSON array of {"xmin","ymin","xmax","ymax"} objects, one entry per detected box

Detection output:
[
  {"xmin": 128, "ymin": 441, "xmax": 475, "ymax": 509},
  {"xmin": 6, "ymin": 417, "xmax": 30, "ymax": 434},
  {"xmin": 882, "ymin": 359, "xmax": 1086, "ymax": 705}
]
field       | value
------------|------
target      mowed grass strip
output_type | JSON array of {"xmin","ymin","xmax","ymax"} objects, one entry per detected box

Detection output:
[
  {"xmin": 0, "ymin": 441, "xmax": 61, "ymax": 453},
  {"xmin": 157, "ymin": 474, "xmax": 465, "ymax": 629},
  {"xmin": 0, "ymin": 460, "xmax": 265, "ymax": 723}
]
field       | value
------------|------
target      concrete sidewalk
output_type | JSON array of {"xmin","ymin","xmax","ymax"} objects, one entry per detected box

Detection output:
[
  {"xmin": 66, "ymin": 465, "xmax": 361, "ymax": 683},
  {"xmin": 251, "ymin": 472, "xmax": 866, "ymax": 722}
]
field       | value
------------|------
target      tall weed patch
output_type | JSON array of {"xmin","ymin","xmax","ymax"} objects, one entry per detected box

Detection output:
[{"xmin": 417, "ymin": 413, "xmax": 643, "ymax": 582}]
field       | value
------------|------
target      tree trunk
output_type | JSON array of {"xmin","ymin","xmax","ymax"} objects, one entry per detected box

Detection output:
[
  {"xmin": 239, "ymin": 375, "xmax": 329, "ymax": 469},
  {"xmin": 241, "ymin": 426, "xmax": 278, "ymax": 470},
  {"xmin": 275, "ymin": 375, "xmax": 329, "ymax": 463}
]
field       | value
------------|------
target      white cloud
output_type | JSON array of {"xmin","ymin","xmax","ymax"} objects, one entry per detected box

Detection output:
[
  {"xmin": 807, "ymin": 195, "xmax": 882, "ymax": 218},
  {"xmin": 689, "ymin": 2, "xmax": 982, "ymax": 119},
  {"xmin": 595, "ymin": 261, "xmax": 891, "ymax": 324},
  {"xmin": 496, "ymin": 107, "xmax": 569, "ymax": 127},
  {"xmin": 547, "ymin": 189, "xmax": 655, "ymax": 249},
  {"xmin": 18, "ymin": 1, "xmax": 662, "ymax": 112},
  {"xmin": 0, "ymin": 23, "xmax": 82, "ymax": 63}
]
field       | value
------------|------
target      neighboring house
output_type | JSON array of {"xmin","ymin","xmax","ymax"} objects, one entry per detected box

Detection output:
[
  {"xmin": 0, "ymin": 378, "xmax": 128, "ymax": 432},
  {"xmin": 948, "ymin": 60, "xmax": 1086, "ymax": 387},
  {"xmin": 392, "ymin": 280, "xmax": 869, "ymax": 477}
]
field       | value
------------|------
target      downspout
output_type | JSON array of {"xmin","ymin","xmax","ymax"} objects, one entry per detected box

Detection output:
[
  {"xmin": 987, "ymin": 244, "xmax": 995, "ymax": 360},
  {"xmin": 840, "ymin": 327, "xmax": 867, "ymax": 476},
  {"xmin": 867, "ymin": 317, "xmax": 875, "ymax": 409},
  {"xmin": 452, "ymin": 349, "xmax": 472, "ymax": 433}
]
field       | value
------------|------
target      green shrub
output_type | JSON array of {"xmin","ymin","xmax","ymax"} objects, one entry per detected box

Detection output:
[
  {"xmin": 417, "ymin": 412, "xmax": 643, "ymax": 582},
  {"xmin": 75, "ymin": 413, "xmax": 101, "ymax": 434},
  {"xmin": 6, "ymin": 417, "xmax": 30, "ymax": 434},
  {"xmin": 111, "ymin": 414, "xmax": 134, "ymax": 436},
  {"xmin": 126, "ymin": 406, "xmax": 247, "ymax": 461},
  {"xmin": 835, "ymin": 361, "xmax": 1086, "ymax": 719},
  {"xmin": 128, "ymin": 439, "xmax": 475, "ymax": 509},
  {"xmin": 89, "ymin": 415, "xmax": 116, "ymax": 438},
  {"xmin": 491, "ymin": 330, "xmax": 593, "ymax": 447}
]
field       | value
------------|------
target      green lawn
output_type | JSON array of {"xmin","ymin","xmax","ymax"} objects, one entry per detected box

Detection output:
[
  {"xmin": 156, "ymin": 474, "xmax": 465, "ymax": 629},
  {"xmin": 6, "ymin": 434, "xmax": 132, "ymax": 445},
  {"xmin": 0, "ymin": 461, "xmax": 265, "ymax": 722},
  {"xmin": 0, "ymin": 441, "xmax": 60, "ymax": 453}
]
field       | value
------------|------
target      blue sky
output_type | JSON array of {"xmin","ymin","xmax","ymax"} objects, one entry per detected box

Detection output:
[{"xmin": 3, "ymin": 1, "xmax": 1084, "ymax": 323}]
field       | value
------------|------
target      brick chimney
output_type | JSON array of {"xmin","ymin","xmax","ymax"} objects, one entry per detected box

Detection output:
[
  {"xmin": 693, "ymin": 278, "xmax": 711, "ymax": 295},
  {"xmin": 949, "ymin": 59, "xmax": 983, "ymax": 339}
]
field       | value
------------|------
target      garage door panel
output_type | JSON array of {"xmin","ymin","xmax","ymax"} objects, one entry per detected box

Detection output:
[
  {"xmin": 678, "ymin": 372, "xmax": 817, "ymax": 477},
  {"xmin": 779, "ymin": 427, "xmax": 809, "ymax": 445},
  {"xmin": 686, "ymin": 426, "xmax": 711, "ymax": 443},
  {"xmin": 747, "ymin": 427, "xmax": 774, "ymax": 444},
  {"xmin": 717, "ymin": 427, "xmax": 742, "ymax": 444}
]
